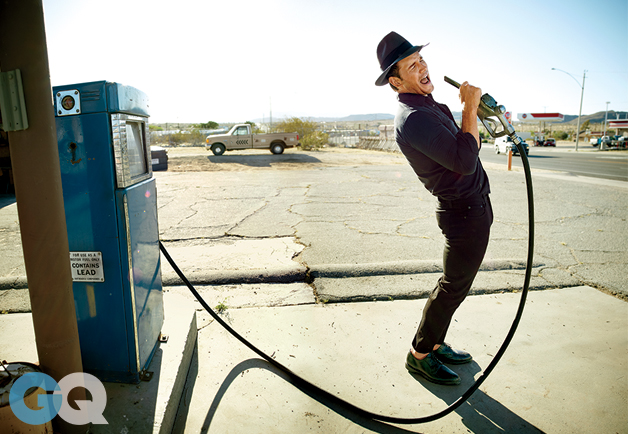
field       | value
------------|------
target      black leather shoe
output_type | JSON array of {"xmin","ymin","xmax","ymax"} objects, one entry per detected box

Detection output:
[
  {"xmin": 405, "ymin": 351, "xmax": 460, "ymax": 385},
  {"xmin": 433, "ymin": 343, "xmax": 472, "ymax": 365}
]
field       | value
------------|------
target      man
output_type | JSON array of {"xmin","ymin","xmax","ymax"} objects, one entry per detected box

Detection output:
[{"xmin": 375, "ymin": 31, "xmax": 493, "ymax": 386}]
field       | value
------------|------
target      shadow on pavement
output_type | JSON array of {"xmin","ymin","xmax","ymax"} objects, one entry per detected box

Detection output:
[
  {"xmin": 196, "ymin": 358, "xmax": 544, "ymax": 434},
  {"xmin": 0, "ymin": 194, "xmax": 16, "ymax": 210},
  {"xmin": 414, "ymin": 361, "xmax": 545, "ymax": 433},
  {"xmin": 524, "ymin": 155, "xmax": 558, "ymax": 159},
  {"xmin": 206, "ymin": 153, "xmax": 322, "ymax": 168},
  {"xmin": 172, "ymin": 343, "xmax": 199, "ymax": 433}
]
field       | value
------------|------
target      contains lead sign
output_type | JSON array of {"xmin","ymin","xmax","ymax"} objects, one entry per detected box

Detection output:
[{"xmin": 69, "ymin": 251, "xmax": 104, "ymax": 282}]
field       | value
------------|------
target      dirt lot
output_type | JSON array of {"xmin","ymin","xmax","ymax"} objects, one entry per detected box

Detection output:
[{"xmin": 159, "ymin": 146, "xmax": 406, "ymax": 172}]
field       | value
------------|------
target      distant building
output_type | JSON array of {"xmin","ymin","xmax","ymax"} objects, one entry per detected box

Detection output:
[{"xmin": 379, "ymin": 125, "xmax": 394, "ymax": 139}]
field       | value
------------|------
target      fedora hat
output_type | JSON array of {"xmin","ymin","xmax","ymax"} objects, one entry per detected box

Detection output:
[{"xmin": 375, "ymin": 32, "xmax": 428, "ymax": 86}]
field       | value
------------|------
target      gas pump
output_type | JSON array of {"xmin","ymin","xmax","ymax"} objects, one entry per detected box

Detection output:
[{"xmin": 53, "ymin": 81, "xmax": 163, "ymax": 383}]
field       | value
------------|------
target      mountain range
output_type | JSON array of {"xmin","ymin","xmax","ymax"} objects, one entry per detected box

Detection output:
[
  {"xmin": 287, "ymin": 110, "xmax": 628, "ymax": 125},
  {"xmin": 552, "ymin": 111, "xmax": 627, "ymax": 125},
  {"xmin": 159, "ymin": 110, "xmax": 627, "ymax": 130},
  {"xmin": 252, "ymin": 113, "xmax": 395, "ymax": 123}
]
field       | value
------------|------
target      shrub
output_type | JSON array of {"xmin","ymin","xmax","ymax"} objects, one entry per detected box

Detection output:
[
  {"xmin": 152, "ymin": 130, "xmax": 206, "ymax": 146},
  {"xmin": 300, "ymin": 131, "xmax": 329, "ymax": 151},
  {"xmin": 274, "ymin": 117, "xmax": 328, "ymax": 151}
]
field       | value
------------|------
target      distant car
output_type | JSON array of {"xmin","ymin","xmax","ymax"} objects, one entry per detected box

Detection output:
[
  {"xmin": 544, "ymin": 138, "xmax": 556, "ymax": 147},
  {"xmin": 494, "ymin": 136, "xmax": 529, "ymax": 155},
  {"xmin": 150, "ymin": 146, "xmax": 168, "ymax": 171}
]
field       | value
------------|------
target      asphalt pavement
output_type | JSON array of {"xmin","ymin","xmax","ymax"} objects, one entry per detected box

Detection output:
[
  {"xmin": 480, "ymin": 140, "xmax": 628, "ymax": 181},
  {"xmin": 0, "ymin": 146, "xmax": 627, "ymax": 433}
]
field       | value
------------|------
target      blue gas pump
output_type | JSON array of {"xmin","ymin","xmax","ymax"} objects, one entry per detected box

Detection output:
[{"xmin": 53, "ymin": 81, "xmax": 163, "ymax": 383}]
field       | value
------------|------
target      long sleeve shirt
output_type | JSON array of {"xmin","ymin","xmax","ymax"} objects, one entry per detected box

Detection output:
[{"xmin": 395, "ymin": 93, "xmax": 490, "ymax": 201}]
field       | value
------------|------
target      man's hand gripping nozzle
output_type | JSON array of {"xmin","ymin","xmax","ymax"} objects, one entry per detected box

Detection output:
[{"xmin": 444, "ymin": 76, "xmax": 523, "ymax": 147}]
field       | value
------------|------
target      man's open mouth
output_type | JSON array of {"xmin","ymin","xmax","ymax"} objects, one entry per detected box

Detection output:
[{"xmin": 421, "ymin": 74, "xmax": 431, "ymax": 85}]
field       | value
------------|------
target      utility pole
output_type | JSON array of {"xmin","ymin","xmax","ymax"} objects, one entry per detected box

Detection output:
[
  {"xmin": 0, "ymin": 0, "xmax": 87, "ymax": 432},
  {"xmin": 552, "ymin": 68, "xmax": 586, "ymax": 151},
  {"xmin": 574, "ymin": 71, "xmax": 586, "ymax": 152},
  {"xmin": 600, "ymin": 102, "xmax": 610, "ymax": 152},
  {"xmin": 603, "ymin": 102, "xmax": 610, "ymax": 137}
]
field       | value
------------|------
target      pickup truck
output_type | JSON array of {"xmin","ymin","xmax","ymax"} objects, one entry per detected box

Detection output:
[
  {"xmin": 596, "ymin": 135, "xmax": 627, "ymax": 149},
  {"xmin": 205, "ymin": 124, "xmax": 300, "ymax": 155}
]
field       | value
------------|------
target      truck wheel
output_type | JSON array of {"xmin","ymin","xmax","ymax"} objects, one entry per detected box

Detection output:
[
  {"xmin": 270, "ymin": 143, "xmax": 284, "ymax": 154},
  {"xmin": 212, "ymin": 144, "xmax": 226, "ymax": 156},
  {"xmin": 495, "ymin": 146, "xmax": 500, "ymax": 154}
]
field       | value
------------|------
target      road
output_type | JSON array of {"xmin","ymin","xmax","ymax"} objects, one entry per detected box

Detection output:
[
  {"xmin": 2, "ymin": 146, "xmax": 627, "ymax": 300},
  {"xmin": 146, "ymin": 146, "xmax": 627, "ymax": 300},
  {"xmin": 480, "ymin": 143, "xmax": 628, "ymax": 181}
]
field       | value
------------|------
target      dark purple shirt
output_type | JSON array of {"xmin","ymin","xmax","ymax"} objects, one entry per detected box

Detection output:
[{"xmin": 395, "ymin": 93, "xmax": 490, "ymax": 201}]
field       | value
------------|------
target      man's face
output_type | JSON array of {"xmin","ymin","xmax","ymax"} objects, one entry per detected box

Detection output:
[{"xmin": 390, "ymin": 51, "xmax": 434, "ymax": 95}]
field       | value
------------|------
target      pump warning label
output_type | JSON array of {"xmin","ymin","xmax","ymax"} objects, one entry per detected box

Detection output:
[{"xmin": 70, "ymin": 252, "xmax": 104, "ymax": 282}]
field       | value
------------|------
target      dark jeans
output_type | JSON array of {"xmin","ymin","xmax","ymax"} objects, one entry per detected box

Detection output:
[{"xmin": 412, "ymin": 194, "xmax": 493, "ymax": 353}]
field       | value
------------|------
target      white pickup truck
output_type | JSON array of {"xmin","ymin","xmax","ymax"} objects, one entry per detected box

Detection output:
[{"xmin": 205, "ymin": 124, "xmax": 300, "ymax": 155}]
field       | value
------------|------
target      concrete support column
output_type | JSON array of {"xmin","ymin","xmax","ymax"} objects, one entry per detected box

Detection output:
[{"xmin": 0, "ymin": 0, "xmax": 88, "ymax": 432}]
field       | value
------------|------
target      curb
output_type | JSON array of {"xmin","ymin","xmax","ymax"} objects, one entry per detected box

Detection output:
[
  {"xmin": 0, "ymin": 276, "xmax": 28, "ymax": 290},
  {"xmin": 1, "ymin": 259, "xmax": 541, "ymax": 290},
  {"xmin": 308, "ymin": 258, "xmax": 541, "ymax": 278},
  {"xmin": 161, "ymin": 266, "xmax": 308, "ymax": 287}
]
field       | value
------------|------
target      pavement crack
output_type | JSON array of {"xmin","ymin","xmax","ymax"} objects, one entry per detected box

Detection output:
[
  {"xmin": 162, "ymin": 234, "xmax": 297, "ymax": 243},
  {"xmin": 179, "ymin": 201, "xmax": 200, "ymax": 225},
  {"xmin": 227, "ymin": 194, "xmax": 277, "ymax": 232},
  {"xmin": 197, "ymin": 317, "xmax": 215, "ymax": 331}
]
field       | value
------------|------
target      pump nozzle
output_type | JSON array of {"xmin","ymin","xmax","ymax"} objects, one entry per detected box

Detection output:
[{"xmin": 443, "ymin": 76, "xmax": 518, "ymax": 141}]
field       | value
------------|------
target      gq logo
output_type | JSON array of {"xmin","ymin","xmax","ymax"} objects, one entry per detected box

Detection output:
[{"xmin": 10, "ymin": 372, "xmax": 108, "ymax": 425}]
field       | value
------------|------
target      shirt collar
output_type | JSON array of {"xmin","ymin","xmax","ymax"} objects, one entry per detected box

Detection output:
[{"xmin": 398, "ymin": 92, "xmax": 434, "ymax": 106}]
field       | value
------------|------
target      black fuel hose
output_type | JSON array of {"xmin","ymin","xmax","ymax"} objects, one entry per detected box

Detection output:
[{"xmin": 159, "ymin": 140, "xmax": 534, "ymax": 424}]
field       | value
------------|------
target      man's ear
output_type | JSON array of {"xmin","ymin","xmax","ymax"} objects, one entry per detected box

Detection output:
[{"xmin": 389, "ymin": 76, "xmax": 402, "ymax": 89}]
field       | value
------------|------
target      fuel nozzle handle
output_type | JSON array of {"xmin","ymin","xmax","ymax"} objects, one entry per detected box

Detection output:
[
  {"xmin": 443, "ymin": 76, "xmax": 518, "ymax": 141},
  {"xmin": 444, "ymin": 76, "xmax": 461, "ymax": 89}
]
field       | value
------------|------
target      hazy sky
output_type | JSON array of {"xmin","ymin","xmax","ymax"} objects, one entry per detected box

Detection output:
[{"xmin": 42, "ymin": 0, "xmax": 627, "ymax": 124}]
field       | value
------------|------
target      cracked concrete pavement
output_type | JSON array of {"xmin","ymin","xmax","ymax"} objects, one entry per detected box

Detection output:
[
  {"xmin": 0, "ymin": 147, "xmax": 627, "ymax": 313},
  {"xmin": 1, "ymin": 146, "xmax": 626, "ymax": 434}
]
